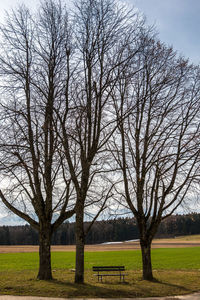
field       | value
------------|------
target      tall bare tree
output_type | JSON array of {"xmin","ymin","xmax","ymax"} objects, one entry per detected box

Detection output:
[
  {"xmin": 0, "ymin": 1, "xmax": 76, "ymax": 280},
  {"xmin": 58, "ymin": 0, "xmax": 146, "ymax": 283},
  {"xmin": 111, "ymin": 39, "xmax": 200, "ymax": 280}
]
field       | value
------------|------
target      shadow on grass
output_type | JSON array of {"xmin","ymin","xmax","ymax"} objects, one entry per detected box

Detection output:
[
  {"xmin": 47, "ymin": 275, "xmax": 191, "ymax": 298},
  {"xmin": 1, "ymin": 270, "xmax": 195, "ymax": 298},
  {"xmin": 51, "ymin": 279, "xmax": 141, "ymax": 297},
  {"xmin": 151, "ymin": 277, "xmax": 190, "ymax": 292}
]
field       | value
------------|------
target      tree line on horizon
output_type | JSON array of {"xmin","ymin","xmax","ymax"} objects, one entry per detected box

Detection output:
[
  {"xmin": 0, "ymin": 0, "xmax": 199, "ymax": 283},
  {"xmin": 0, "ymin": 213, "xmax": 200, "ymax": 245}
]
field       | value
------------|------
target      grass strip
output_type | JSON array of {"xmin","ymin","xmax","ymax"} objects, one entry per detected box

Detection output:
[{"xmin": 1, "ymin": 247, "xmax": 200, "ymax": 271}]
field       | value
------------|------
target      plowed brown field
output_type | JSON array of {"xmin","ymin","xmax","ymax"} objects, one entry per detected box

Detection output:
[{"xmin": 1, "ymin": 236, "xmax": 200, "ymax": 253}]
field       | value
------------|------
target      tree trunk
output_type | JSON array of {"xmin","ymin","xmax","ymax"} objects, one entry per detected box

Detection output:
[
  {"xmin": 75, "ymin": 204, "xmax": 85, "ymax": 284},
  {"xmin": 140, "ymin": 239, "xmax": 153, "ymax": 281},
  {"xmin": 37, "ymin": 226, "xmax": 52, "ymax": 280}
]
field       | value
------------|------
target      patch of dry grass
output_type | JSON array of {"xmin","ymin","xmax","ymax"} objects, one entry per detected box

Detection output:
[{"xmin": 0, "ymin": 269, "xmax": 200, "ymax": 298}]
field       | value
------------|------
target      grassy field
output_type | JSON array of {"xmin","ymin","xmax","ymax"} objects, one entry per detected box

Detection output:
[
  {"xmin": 0, "ymin": 247, "xmax": 200, "ymax": 298},
  {"xmin": 2, "ymin": 248, "xmax": 200, "ymax": 271}
]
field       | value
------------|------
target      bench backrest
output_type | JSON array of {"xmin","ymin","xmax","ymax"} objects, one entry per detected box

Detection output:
[{"xmin": 93, "ymin": 266, "xmax": 125, "ymax": 272}]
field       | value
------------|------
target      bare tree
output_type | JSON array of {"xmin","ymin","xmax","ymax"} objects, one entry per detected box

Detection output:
[
  {"xmin": 0, "ymin": 1, "xmax": 76, "ymax": 280},
  {"xmin": 111, "ymin": 39, "xmax": 200, "ymax": 280},
  {"xmin": 57, "ymin": 0, "xmax": 146, "ymax": 283}
]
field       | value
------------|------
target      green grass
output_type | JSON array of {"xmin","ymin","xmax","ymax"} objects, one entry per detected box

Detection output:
[
  {"xmin": 0, "ymin": 248, "xmax": 200, "ymax": 297},
  {"xmin": 151, "ymin": 248, "xmax": 200, "ymax": 270},
  {"xmin": 1, "ymin": 248, "xmax": 200, "ymax": 271},
  {"xmin": 0, "ymin": 252, "xmax": 75, "ymax": 271},
  {"xmin": 85, "ymin": 248, "xmax": 200, "ymax": 270}
]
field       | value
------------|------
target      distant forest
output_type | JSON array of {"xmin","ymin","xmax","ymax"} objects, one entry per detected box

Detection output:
[{"xmin": 0, "ymin": 213, "xmax": 200, "ymax": 245}]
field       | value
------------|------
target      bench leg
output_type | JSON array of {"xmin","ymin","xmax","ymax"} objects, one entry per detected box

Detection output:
[{"xmin": 97, "ymin": 274, "xmax": 103, "ymax": 282}]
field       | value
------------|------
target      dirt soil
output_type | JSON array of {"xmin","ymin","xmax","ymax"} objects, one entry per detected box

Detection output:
[{"xmin": 1, "ymin": 237, "xmax": 200, "ymax": 253}]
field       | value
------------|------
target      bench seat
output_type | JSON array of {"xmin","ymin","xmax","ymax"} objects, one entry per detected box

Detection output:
[{"xmin": 93, "ymin": 266, "xmax": 127, "ymax": 282}]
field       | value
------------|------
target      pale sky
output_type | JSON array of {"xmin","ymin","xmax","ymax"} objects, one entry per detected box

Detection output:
[
  {"xmin": 131, "ymin": 0, "xmax": 200, "ymax": 64},
  {"xmin": 0, "ymin": 0, "xmax": 199, "ymax": 64}
]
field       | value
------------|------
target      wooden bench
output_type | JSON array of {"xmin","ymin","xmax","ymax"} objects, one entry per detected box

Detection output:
[{"xmin": 93, "ymin": 266, "xmax": 127, "ymax": 282}]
